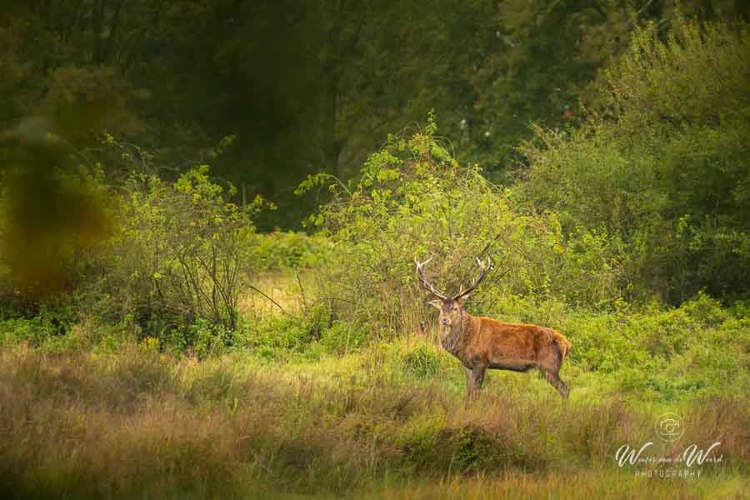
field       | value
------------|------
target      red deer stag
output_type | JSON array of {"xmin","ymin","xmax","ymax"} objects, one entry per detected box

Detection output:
[{"xmin": 415, "ymin": 257, "xmax": 571, "ymax": 399}]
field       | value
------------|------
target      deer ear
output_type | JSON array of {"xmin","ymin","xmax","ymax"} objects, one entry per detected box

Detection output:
[
  {"xmin": 456, "ymin": 295, "xmax": 468, "ymax": 305},
  {"xmin": 428, "ymin": 299, "xmax": 442, "ymax": 310}
]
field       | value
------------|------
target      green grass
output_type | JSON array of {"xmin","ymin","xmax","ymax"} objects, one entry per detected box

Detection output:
[
  {"xmin": 1, "ymin": 274, "xmax": 749, "ymax": 498},
  {"xmin": 368, "ymin": 471, "xmax": 749, "ymax": 499},
  {"xmin": 0, "ymin": 337, "xmax": 747, "ymax": 498}
]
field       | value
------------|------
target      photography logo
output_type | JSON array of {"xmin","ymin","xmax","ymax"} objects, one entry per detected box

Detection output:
[
  {"xmin": 655, "ymin": 412, "xmax": 685, "ymax": 442},
  {"xmin": 615, "ymin": 412, "xmax": 723, "ymax": 478}
]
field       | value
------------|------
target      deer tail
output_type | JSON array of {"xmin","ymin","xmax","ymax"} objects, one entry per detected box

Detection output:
[{"xmin": 555, "ymin": 333, "xmax": 571, "ymax": 360}]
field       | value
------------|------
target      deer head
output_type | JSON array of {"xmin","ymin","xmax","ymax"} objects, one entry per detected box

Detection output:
[{"xmin": 415, "ymin": 256, "xmax": 490, "ymax": 328}]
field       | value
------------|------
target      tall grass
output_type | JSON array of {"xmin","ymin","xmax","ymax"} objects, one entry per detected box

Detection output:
[{"xmin": 0, "ymin": 343, "xmax": 747, "ymax": 498}]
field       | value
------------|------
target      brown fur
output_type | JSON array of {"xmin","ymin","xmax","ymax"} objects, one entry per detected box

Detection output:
[{"xmin": 431, "ymin": 299, "xmax": 571, "ymax": 399}]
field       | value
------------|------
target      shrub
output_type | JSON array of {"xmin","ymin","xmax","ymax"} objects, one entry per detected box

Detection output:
[
  {"xmin": 248, "ymin": 231, "xmax": 330, "ymax": 271},
  {"xmin": 244, "ymin": 316, "xmax": 315, "ymax": 361},
  {"xmin": 0, "ymin": 303, "xmax": 76, "ymax": 347},
  {"xmin": 401, "ymin": 343, "xmax": 439, "ymax": 379},
  {"xmin": 299, "ymin": 118, "xmax": 621, "ymax": 336},
  {"xmin": 89, "ymin": 165, "xmax": 259, "ymax": 343},
  {"xmin": 520, "ymin": 19, "xmax": 750, "ymax": 303},
  {"xmin": 166, "ymin": 318, "xmax": 233, "ymax": 359},
  {"xmin": 320, "ymin": 321, "xmax": 368, "ymax": 355}
]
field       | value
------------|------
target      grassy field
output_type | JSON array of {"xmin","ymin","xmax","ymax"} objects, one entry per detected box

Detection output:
[
  {"xmin": 1, "ymin": 267, "xmax": 749, "ymax": 498},
  {"xmin": 1, "ymin": 327, "xmax": 748, "ymax": 498}
]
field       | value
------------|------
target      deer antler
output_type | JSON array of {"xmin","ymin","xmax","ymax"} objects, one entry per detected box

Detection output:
[
  {"xmin": 415, "ymin": 257, "xmax": 449, "ymax": 301},
  {"xmin": 453, "ymin": 257, "xmax": 491, "ymax": 300}
]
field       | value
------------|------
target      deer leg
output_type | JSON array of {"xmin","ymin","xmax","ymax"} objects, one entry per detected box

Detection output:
[
  {"xmin": 465, "ymin": 368, "xmax": 475, "ymax": 399},
  {"xmin": 539, "ymin": 342, "xmax": 569, "ymax": 399},
  {"xmin": 470, "ymin": 365, "xmax": 486, "ymax": 399},
  {"xmin": 541, "ymin": 369, "xmax": 569, "ymax": 399}
]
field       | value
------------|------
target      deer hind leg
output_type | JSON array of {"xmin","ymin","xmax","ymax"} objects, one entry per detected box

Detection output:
[
  {"xmin": 539, "ymin": 343, "xmax": 569, "ymax": 399},
  {"xmin": 541, "ymin": 369, "xmax": 569, "ymax": 399}
]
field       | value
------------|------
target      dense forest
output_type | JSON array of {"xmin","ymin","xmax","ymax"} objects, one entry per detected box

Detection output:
[{"xmin": 1, "ymin": 1, "xmax": 749, "ymax": 498}]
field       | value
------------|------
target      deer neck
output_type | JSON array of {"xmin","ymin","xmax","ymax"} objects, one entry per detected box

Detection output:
[{"xmin": 439, "ymin": 310, "xmax": 473, "ymax": 357}]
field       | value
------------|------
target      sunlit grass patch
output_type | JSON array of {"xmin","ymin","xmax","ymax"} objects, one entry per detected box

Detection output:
[{"xmin": 1, "ymin": 346, "xmax": 747, "ymax": 497}]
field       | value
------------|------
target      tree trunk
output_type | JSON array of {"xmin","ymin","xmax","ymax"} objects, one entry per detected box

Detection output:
[{"xmin": 91, "ymin": 0, "xmax": 106, "ymax": 63}]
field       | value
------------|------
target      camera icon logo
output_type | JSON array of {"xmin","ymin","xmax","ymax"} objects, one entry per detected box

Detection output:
[{"xmin": 655, "ymin": 412, "xmax": 685, "ymax": 442}]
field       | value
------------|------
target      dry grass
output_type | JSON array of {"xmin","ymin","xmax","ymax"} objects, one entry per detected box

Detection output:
[
  {"xmin": 370, "ymin": 471, "xmax": 749, "ymax": 499},
  {"xmin": 0, "ymin": 343, "xmax": 747, "ymax": 498},
  {"xmin": 238, "ymin": 271, "xmax": 308, "ymax": 321}
]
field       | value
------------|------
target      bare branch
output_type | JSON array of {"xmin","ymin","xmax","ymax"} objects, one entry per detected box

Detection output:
[{"xmin": 247, "ymin": 285, "xmax": 299, "ymax": 320}]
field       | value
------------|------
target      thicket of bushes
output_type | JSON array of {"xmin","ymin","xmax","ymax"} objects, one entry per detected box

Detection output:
[
  {"xmin": 0, "ymin": 18, "xmax": 748, "ymax": 359},
  {"xmin": 521, "ymin": 19, "xmax": 750, "ymax": 303},
  {"xmin": 0, "ymin": 163, "xmax": 255, "ymax": 353},
  {"xmin": 297, "ymin": 117, "xmax": 621, "ymax": 336}
]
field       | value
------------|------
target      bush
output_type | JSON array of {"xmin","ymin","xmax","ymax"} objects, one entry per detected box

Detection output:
[
  {"xmin": 243, "ymin": 316, "xmax": 317, "ymax": 361},
  {"xmin": 248, "ymin": 231, "xmax": 330, "ymax": 271},
  {"xmin": 299, "ymin": 118, "xmax": 621, "ymax": 336},
  {"xmin": 88, "ymin": 165, "xmax": 259, "ymax": 343},
  {"xmin": 520, "ymin": 18, "xmax": 750, "ymax": 303},
  {"xmin": 166, "ymin": 318, "xmax": 233, "ymax": 359},
  {"xmin": 401, "ymin": 343, "xmax": 440, "ymax": 379},
  {"xmin": 0, "ymin": 303, "xmax": 76, "ymax": 347},
  {"xmin": 320, "ymin": 321, "xmax": 368, "ymax": 355}
]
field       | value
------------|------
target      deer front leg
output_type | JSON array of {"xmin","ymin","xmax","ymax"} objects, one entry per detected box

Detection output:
[
  {"xmin": 465, "ymin": 367, "xmax": 475, "ymax": 399},
  {"xmin": 466, "ymin": 365, "xmax": 486, "ymax": 400},
  {"xmin": 473, "ymin": 365, "xmax": 486, "ymax": 396}
]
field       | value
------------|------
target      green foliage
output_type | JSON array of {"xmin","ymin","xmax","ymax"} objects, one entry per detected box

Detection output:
[
  {"xmin": 256, "ymin": 319, "xmax": 308, "ymax": 359},
  {"xmin": 302, "ymin": 122, "xmax": 621, "ymax": 336},
  {"xmin": 243, "ymin": 316, "xmax": 318, "ymax": 361},
  {"xmin": 7, "ymin": 2, "xmax": 746, "ymax": 230},
  {"xmin": 166, "ymin": 319, "xmax": 233, "ymax": 359},
  {"xmin": 248, "ymin": 231, "xmax": 330, "ymax": 271},
  {"xmin": 90, "ymin": 165, "xmax": 258, "ymax": 343},
  {"xmin": 401, "ymin": 343, "xmax": 439, "ymax": 379},
  {"xmin": 320, "ymin": 321, "xmax": 367, "ymax": 356},
  {"xmin": 3, "ymin": 7, "xmax": 750, "ymax": 496},
  {"xmin": 521, "ymin": 18, "xmax": 750, "ymax": 303},
  {"xmin": 0, "ymin": 314, "xmax": 66, "ymax": 347},
  {"xmin": 559, "ymin": 293, "xmax": 750, "ymax": 400},
  {"xmin": 0, "ymin": 294, "xmax": 85, "ymax": 351}
]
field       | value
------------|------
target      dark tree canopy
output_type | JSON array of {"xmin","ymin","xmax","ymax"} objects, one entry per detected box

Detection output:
[{"xmin": 3, "ymin": 0, "xmax": 747, "ymax": 228}]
